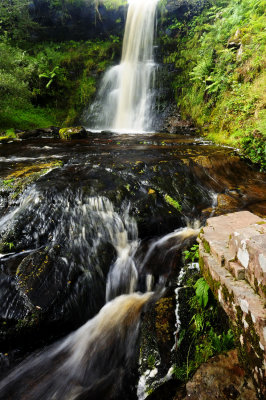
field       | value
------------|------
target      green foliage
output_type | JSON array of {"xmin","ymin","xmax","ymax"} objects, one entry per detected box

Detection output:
[
  {"xmin": 0, "ymin": 38, "xmax": 119, "ymax": 130},
  {"xmin": 173, "ymin": 271, "xmax": 235, "ymax": 381},
  {"xmin": 183, "ymin": 244, "xmax": 199, "ymax": 263},
  {"xmin": 161, "ymin": 0, "xmax": 266, "ymax": 169},
  {"xmin": 39, "ymin": 66, "xmax": 61, "ymax": 89},
  {"xmin": 241, "ymin": 133, "xmax": 266, "ymax": 171},
  {"xmin": 0, "ymin": 0, "xmax": 36, "ymax": 41},
  {"xmin": 100, "ymin": 0, "xmax": 127, "ymax": 9},
  {"xmin": 209, "ymin": 328, "xmax": 234, "ymax": 353},
  {"xmin": 194, "ymin": 277, "xmax": 210, "ymax": 308},
  {"xmin": 3, "ymin": 241, "xmax": 15, "ymax": 250}
]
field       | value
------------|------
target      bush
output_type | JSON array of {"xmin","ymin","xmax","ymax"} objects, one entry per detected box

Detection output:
[
  {"xmin": 161, "ymin": 0, "xmax": 266, "ymax": 169},
  {"xmin": 0, "ymin": 38, "xmax": 121, "ymax": 130}
]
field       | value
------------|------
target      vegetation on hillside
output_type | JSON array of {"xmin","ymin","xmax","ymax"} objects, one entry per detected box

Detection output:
[
  {"xmin": 0, "ymin": 38, "xmax": 120, "ymax": 131},
  {"xmin": 0, "ymin": 0, "xmax": 121, "ymax": 132},
  {"xmin": 161, "ymin": 0, "xmax": 266, "ymax": 169}
]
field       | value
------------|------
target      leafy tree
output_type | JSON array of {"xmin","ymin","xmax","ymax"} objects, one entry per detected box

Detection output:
[{"xmin": 0, "ymin": 0, "xmax": 36, "ymax": 41}]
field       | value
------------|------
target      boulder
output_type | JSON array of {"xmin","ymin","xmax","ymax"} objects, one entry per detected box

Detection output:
[
  {"xmin": 59, "ymin": 126, "xmax": 88, "ymax": 140},
  {"xmin": 181, "ymin": 350, "xmax": 256, "ymax": 400}
]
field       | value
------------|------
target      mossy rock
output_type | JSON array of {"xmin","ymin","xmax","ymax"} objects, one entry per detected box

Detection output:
[
  {"xmin": 59, "ymin": 126, "xmax": 88, "ymax": 140},
  {"xmin": 0, "ymin": 161, "xmax": 63, "ymax": 208},
  {"xmin": 0, "ymin": 136, "xmax": 12, "ymax": 144}
]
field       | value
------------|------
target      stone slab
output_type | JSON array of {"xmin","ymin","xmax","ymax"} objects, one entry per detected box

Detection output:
[
  {"xmin": 199, "ymin": 246, "xmax": 266, "ymax": 398},
  {"xmin": 199, "ymin": 211, "xmax": 266, "ymax": 398},
  {"xmin": 229, "ymin": 228, "xmax": 266, "ymax": 298},
  {"xmin": 201, "ymin": 212, "xmax": 266, "ymax": 291}
]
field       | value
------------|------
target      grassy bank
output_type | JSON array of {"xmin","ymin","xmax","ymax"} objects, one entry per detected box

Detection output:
[
  {"xmin": 0, "ymin": 37, "xmax": 120, "ymax": 132},
  {"xmin": 160, "ymin": 0, "xmax": 265, "ymax": 169}
]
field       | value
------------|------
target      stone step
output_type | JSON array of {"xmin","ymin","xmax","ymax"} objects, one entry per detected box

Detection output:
[
  {"xmin": 229, "ymin": 227, "xmax": 266, "ymax": 299},
  {"xmin": 200, "ymin": 212, "xmax": 266, "ymax": 291},
  {"xmin": 199, "ymin": 211, "xmax": 266, "ymax": 398},
  {"xmin": 199, "ymin": 242, "xmax": 266, "ymax": 398}
]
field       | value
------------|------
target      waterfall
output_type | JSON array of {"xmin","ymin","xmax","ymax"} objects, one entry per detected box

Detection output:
[
  {"xmin": 0, "ymin": 293, "xmax": 154, "ymax": 400},
  {"xmin": 89, "ymin": 0, "xmax": 158, "ymax": 132}
]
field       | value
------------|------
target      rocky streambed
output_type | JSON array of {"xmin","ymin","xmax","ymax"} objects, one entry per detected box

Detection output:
[{"xmin": 0, "ymin": 131, "xmax": 265, "ymax": 399}]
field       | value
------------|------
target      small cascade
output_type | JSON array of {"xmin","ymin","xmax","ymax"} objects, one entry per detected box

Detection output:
[
  {"xmin": 88, "ymin": 0, "xmax": 158, "ymax": 132},
  {"xmin": 0, "ymin": 182, "xmax": 199, "ymax": 398},
  {"xmin": 0, "ymin": 293, "xmax": 153, "ymax": 400}
]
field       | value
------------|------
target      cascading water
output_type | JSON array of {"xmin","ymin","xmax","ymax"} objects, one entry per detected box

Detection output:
[
  {"xmin": 1, "ymin": 132, "xmax": 264, "ymax": 398},
  {"xmin": 0, "ymin": 182, "xmax": 198, "ymax": 399},
  {"xmin": 88, "ymin": 0, "xmax": 158, "ymax": 132},
  {"xmin": 0, "ymin": 293, "xmax": 154, "ymax": 400}
]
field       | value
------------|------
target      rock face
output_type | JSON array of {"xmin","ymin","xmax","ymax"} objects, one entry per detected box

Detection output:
[
  {"xmin": 59, "ymin": 126, "xmax": 88, "ymax": 140},
  {"xmin": 198, "ymin": 211, "xmax": 266, "ymax": 399},
  {"xmin": 181, "ymin": 350, "xmax": 257, "ymax": 400},
  {"xmin": 29, "ymin": 0, "xmax": 127, "ymax": 41}
]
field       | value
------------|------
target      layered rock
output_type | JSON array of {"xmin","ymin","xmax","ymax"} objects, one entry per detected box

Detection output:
[{"xmin": 198, "ymin": 211, "xmax": 266, "ymax": 399}]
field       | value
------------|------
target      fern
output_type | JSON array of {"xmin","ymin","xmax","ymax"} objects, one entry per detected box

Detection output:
[{"xmin": 194, "ymin": 277, "xmax": 210, "ymax": 308}]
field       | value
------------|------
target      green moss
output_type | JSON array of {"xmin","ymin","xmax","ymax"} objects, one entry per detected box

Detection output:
[
  {"xmin": 203, "ymin": 239, "xmax": 210, "ymax": 254},
  {"xmin": 0, "ymin": 161, "xmax": 63, "ymax": 208},
  {"xmin": 59, "ymin": 126, "xmax": 87, "ymax": 140},
  {"xmin": 155, "ymin": 297, "xmax": 173, "ymax": 344},
  {"xmin": 17, "ymin": 252, "xmax": 50, "ymax": 293},
  {"xmin": 164, "ymin": 194, "xmax": 182, "ymax": 212},
  {"xmin": 254, "ymin": 277, "xmax": 259, "ymax": 294},
  {"xmin": 232, "ymin": 305, "xmax": 264, "ymax": 397},
  {"xmin": 221, "ymin": 284, "xmax": 234, "ymax": 304},
  {"xmin": 199, "ymin": 257, "xmax": 221, "ymax": 297}
]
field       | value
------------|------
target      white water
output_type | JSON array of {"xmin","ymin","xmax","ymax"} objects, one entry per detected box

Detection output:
[
  {"xmin": 0, "ymin": 186, "xmax": 199, "ymax": 398},
  {"xmin": 89, "ymin": 0, "xmax": 158, "ymax": 132},
  {"xmin": 0, "ymin": 293, "xmax": 153, "ymax": 400}
]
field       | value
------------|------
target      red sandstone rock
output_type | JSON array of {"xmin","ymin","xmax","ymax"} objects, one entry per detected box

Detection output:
[
  {"xmin": 180, "ymin": 350, "xmax": 257, "ymax": 400},
  {"xmin": 199, "ymin": 211, "xmax": 266, "ymax": 398}
]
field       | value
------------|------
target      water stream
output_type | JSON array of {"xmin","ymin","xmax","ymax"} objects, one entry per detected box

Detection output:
[
  {"xmin": 0, "ymin": 0, "xmax": 265, "ymax": 397},
  {"xmin": 88, "ymin": 0, "xmax": 158, "ymax": 132},
  {"xmin": 0, "ymin": 133, "xmax": 265, "ymax": 399}
]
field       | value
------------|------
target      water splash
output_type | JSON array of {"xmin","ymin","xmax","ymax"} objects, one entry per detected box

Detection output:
[
  {"xmin": 0, "ymin": 293, "xmax": 153, "ymax": 400},
  {"xmin": 88, "ymin": 0, "xmax": 158, "ymax": 132}
]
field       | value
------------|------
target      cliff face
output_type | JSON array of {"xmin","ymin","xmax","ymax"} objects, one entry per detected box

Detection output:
[
  {"xmin": 28, "ymin": 1, "xmax": 205, "ymax": 42},
  {"xmin": 29, "ymin": 0, "xmax": 127, "ymax": 41}
]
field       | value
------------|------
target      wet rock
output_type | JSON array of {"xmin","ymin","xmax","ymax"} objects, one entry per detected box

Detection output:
[
  {"xmin": 164, "ymin": 114, "xmax": 196, "ymax": 135},
  {"xmin": 101, "ymin": 130, "xmax": 114, "ymax": 135},
  {"xmin": 146, "ymin": 379, "xmax": 185, "ymax": 400},
  {"xmin": 0, "ymin": 137, "xmax": 13, "ymax": 144},
  {"xmin": 59, "ymin": 126, "xmax": 88, "ymax": 140},
  {"xmin": 217, "ymin": 193, "xmax": 241, "ymax": 212},
  {"xmin": 0, "ymin": 161, "xmax": 63, "ymax": 223},
  {"xmin": 247, "ymin": 201, "xmax": 266, "ymax": 218},
  {"xmin": 17, "ymin": 127, "xmax": 60, "ymax": 140},
  {"xmin": 181, "ymin": 350, "xmax": 257, "ymax": 400},
  {"xmin": 155, "ymin": 293, "xmax": 176, "ymax": 366},
  {"xmin": 0, "ymin": 241, "xmax": 115, "ymax": 353}
]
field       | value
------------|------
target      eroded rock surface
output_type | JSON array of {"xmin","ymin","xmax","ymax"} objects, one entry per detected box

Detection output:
[
  {"xmin": 181, "ymin": 350, "xmax": 257, "ymax": 400},
  {"xmin": 199, "ymin": 211, "xmax": 266, "ymax": 398}
]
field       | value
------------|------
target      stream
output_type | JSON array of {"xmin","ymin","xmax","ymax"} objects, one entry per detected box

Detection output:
[
  {"xmin": 0, "ymin": 0, "xmax": 266, "ymax": 398},
  {"xmin": 0, "ymin": 132, "xmax": 265, "ymax": 399}
]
